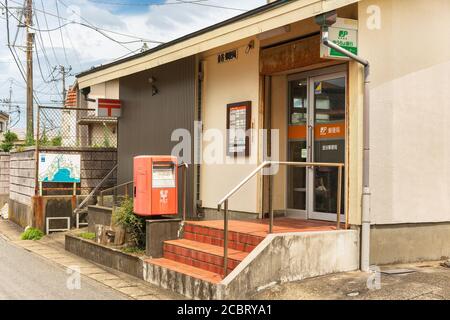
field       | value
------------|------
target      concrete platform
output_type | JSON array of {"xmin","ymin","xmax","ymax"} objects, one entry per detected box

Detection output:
[{"xmin": 143, "ymin": 218, "xmax": 358, "ymax": 299}]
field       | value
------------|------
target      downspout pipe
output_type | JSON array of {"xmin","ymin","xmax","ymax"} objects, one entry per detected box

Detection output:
[{"xmin": 321, "ymin": 28, "xmax": 371, "ymax": 272}]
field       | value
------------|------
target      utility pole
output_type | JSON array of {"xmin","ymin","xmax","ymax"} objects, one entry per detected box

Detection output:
[
  {"xmin": 56, "ymin": 65, "xmax": 71, "ymax": 105},
  {"xmin": 61, "ymin": 65, "xmax": 66, "ymax": 101},
  {"xmin": 25, "ymin": 0, "xmax": 34, "ymax": 139},
  {"xmin": 7, "ymin": 80, "xmax": 13, "ymax": 130}
]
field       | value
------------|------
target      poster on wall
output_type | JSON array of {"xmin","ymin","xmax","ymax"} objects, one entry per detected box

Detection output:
[
  {"xmin": 226, "ymin": 101, "xmax": 251, "ymax": 157},
  {"xmin": 38, "ymin": 153, "xmax": 81, "ymax": 183}
]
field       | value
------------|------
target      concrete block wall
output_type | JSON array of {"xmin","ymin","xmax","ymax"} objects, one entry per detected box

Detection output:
[
  {"xmin": 9, "ymin": 149, "xmax": 35, "ymax": 207},
  {"xmin": 8, "ymin": 147, "xmax": 117, "ymax": 229},
  {"xmin": 77, "ymin": 148, "xmax": 117, "ymax": 195},
  {"xmin": 0, "ymin": 152, "xmax": 10, "ymax": 206}
]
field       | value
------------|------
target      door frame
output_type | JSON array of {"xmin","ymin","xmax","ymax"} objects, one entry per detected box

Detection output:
[{"xmin": 285, "ymin": 64, "xmax": 348, "ymax": 222}]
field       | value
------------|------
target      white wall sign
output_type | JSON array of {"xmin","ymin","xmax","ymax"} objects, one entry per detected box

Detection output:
[
  {"xmin": 320, "ymin": 18, "xmax": 358, "ymax": 60},
  {"xmin": 39, "ymin": 153, "xmax": 81, "ymax": 183}
]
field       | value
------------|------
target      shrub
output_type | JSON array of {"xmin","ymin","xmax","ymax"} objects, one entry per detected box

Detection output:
[
  {"xmin": 25, "ymin": 133, "xmax": 35, "ymax": 146},
  {"xmin": 21, "ymin": 227, "xmax": 44, "ymax": 240},
  {"xmin": 113, "ymin": 197, "xmax": 145, "ymax": 248},
  {"xmin": 78, "ymin": 232, "xmax": 95, "ymax": 240},
  {"xmin": 51, "ymin": 136, "xmax": 62, "ymax": 146},
  {"xmin": 0, "ymin": 131, "xmax": 18, "ymax": 152}
]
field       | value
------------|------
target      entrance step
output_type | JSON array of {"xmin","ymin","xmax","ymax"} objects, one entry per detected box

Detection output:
[
  {"xmin": 148, "ymin": 258, "xmax": 223, "ymax": 283},
  {"xmin": 184, "ymin": 222, "xmax": 264, "ymax": 253},
  {"xmin": 144, "ymin": 221, "xmax": 261, "ymax": 289},
  {"xmin": 163, "ymin": 238, "xmax": 248, "ymax": 275},
  {"xmin": 143, "ymin": 218, "xmax": 354, "ymax": 299}
]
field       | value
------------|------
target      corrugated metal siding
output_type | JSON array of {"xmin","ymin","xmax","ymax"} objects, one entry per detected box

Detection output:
[{"xmin": 118, "ymin": 56, "xmax": 196, "ymax": 216}]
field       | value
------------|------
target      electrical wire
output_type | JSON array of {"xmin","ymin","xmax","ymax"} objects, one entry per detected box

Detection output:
[
  {"xmin": 40, "ymin": 0, "xmax": 61, "ymax": 66},
  {"xmin": 8, "ymin": 0, "xmax": 164, "ymax": 43},
  {"xmin": 54, "ymin": 0, "xmax": 70, "ymax": 66},
  {"xmin": 88, "ymin": 0, "xmax": 247, "ymax": 12}
]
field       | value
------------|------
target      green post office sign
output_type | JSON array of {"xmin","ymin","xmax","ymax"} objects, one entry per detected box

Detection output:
[{"xmin": 321, "ymin": 18, "xmax": 358, "ymax": 59}]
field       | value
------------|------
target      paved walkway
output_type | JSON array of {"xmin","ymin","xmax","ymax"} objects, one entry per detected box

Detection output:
[
  {"xmin": 0, "ymin": 219, "xmax": 183, "ymax": 300},
  {"xmin": 253, "ymin": 260, "xmax": 450, "ymax": 300}
]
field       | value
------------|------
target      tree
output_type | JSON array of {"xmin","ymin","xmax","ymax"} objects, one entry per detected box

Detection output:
[{"xmin": 0, "ymin": 131, "xmax": 19, "ymax": 152}]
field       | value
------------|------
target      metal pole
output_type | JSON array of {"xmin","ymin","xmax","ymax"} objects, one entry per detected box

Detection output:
[
  {"xmin": 223, "ymin": 199, "xmax": 229, "ymax": 276},
  {"xmin": 61, "ymin": 66, "xmax": 66, "ymax": 102},
  {"xmin": 25, "ymin": 0, "xmax": 34, "ymax": 139},
  {"xmin": 34, "ymin": 106, "xmax": 40, "ymax": 196},
  {"xmin": 361, "ymin": 65, "xmax": 371, "ymax": 272},
  {"xmin": 269, "ymin": 170, "xmax": 273, "ymax": 234},
  {"xmin": 183, "ymin": 164, "xmax": 187, "ymax": 221},
  {"xmin": 336, "ymin": 166, "xmax": 342, "ymax": 230},
  {"xmin": 321, "ymin": 27, "xmax": 371, "ymax": 271}
]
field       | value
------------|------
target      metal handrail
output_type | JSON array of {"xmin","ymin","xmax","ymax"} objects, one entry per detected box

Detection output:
[
  {"xmin": 75, "ymin": 164, "xmax": 118, "ymax": 213},
  {"xmin": 99, "ymin": 180, "xmax": 133, "ymax": 206},
  {"xmin": 217, "ymin": 161, "xmax": 345, "ymax": 276}
]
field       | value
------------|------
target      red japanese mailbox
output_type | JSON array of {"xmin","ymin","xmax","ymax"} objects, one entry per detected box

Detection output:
[
  {"xmin": 96, "ymin": 98, "xmax": 122, "ymax": 117},
  {"xmin": 133, "ymin": 156, "xmax": 178, "ymax": 216}
]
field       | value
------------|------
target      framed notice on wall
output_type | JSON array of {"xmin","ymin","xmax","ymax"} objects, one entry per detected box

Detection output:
[{"xmin": 226, "ymin": 101, "xmax": 251, "ymax": 157}]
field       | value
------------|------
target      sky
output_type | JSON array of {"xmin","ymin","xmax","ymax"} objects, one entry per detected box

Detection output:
[{"xmin": 0, "ymin": 0, "xmax": 267, "ymax": 130}]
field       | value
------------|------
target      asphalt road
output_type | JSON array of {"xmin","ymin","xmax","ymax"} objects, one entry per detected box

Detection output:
[{"xmin": 0, "ymin": 237, "xmax": 129, "ymax": 300}]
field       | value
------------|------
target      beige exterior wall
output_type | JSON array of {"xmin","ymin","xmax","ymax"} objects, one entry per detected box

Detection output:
[
  {"xmin": 359, "ymin": 0, "xmax": 450, "ymax": 224},
  {"xmin": 77, "ymin": 0, "xmax": 360, "ymax": 88},
  {"xmin": 87, "ymin": 79, "xmax": 120, "ymax": 109},
  {"xmin": 200, "ymin": 38, "xmax": 261, "ymax": 213},
  {"xmin": 0, "ymin": 115, "xmax": 8, "ymax": 141}
]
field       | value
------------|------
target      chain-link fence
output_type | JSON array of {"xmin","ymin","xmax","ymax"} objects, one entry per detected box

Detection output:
[{"xmin": 37, "ymin": 106, "xmax": 117, "ymax": 149}]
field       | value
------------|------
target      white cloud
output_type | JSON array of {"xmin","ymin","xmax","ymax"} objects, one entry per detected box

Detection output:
[{"xmin": 0, "ymin": 0, "xmax": 267, "ymax": 129}]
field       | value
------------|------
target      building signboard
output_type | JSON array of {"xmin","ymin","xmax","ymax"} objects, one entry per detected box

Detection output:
[{"xmin": 320, "ymin": 18, "xmax": 358, "ymax": 60}]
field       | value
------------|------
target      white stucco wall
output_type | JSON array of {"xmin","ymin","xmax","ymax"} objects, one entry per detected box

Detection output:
[
  {"xmin": 359, "ymin": 0, "xmax": 450, "ymax": 224},
  {"xmin": 88, "ymin": 79, "xmax": 120, "ymax": 108},
  {"xmin": 200, "ymin": 38, "xmax": 261, "ymax": 213}
]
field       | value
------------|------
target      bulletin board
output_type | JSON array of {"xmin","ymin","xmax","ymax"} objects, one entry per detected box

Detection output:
[{"xmin": 226, "ymin": 101, "xmax": 251, "ymax": 157}]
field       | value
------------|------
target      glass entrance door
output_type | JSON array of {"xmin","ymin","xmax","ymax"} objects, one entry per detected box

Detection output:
[
  {"xmin": 287, "ymin": 79, "xmax": 308, "ymax": 218},
  {"xmin": 287, "ymin": 70, "xmax": 346, "ymax": 221}
]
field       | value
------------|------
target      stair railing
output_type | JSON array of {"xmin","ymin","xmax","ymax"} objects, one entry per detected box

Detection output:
[
  {"xmin": 74, "ymin": 164, "xmax": 118, "ymax": 229},
  {"xmin": 99, "ymin": 180, "xmax": 133, "ymax": 207},
  {"xmin": 217, "ymin": 161, "xmax": 345, "ymax": 276}
]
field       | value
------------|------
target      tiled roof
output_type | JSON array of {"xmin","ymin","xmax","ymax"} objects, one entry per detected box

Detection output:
[{"xmin": 65, "ymin": 86, "xmax": 77, "ymax": 107}]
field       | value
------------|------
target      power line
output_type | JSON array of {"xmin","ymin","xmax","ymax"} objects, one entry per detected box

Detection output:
[
  {"xmin": 87, "ymin": 0, "xmax": 247, "ymax": 12},
  {"xmin": 54, "ymin": 0, "xmax": 69, "ymax": 66},
  {"xmin": 39, "ymin": 0, "xmax": 60, "ymax": 65},
  {"xmin": 7, "ymin": 0, "xmax": 164, "ymax": 44}
]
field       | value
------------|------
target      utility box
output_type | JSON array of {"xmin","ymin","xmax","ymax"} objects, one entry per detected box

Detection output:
[{"xmin": 133, "ymin": 156, "xmax": 178, "ymax": 216}]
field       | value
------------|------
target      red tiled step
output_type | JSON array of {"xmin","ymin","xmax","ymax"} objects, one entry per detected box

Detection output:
[
  {"xmin": 146, "ymin": 257, "xmax": 223, "ymax": 284},
  {"xmin": 184, "ymin": 223, "xmax": 264, "ymax": 253},
  {"xmin": 163, "ymin": 239, "xmax": 249, "ymax": 275}
]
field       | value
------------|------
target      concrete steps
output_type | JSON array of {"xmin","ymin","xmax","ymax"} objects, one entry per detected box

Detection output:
[
  {"xmin": 163, "ymin": 238, "xmax": 248, "ymax": 274},
  {"xmin": 143, "ymin": 221, "xmax": 265, "ymax": 297},
  {"xmin": 142, "ymin": 220, "xmax": 359, "ymax": 299},
  {"xmin": 184, "ymin": 222, "xmax": 264, "ymax": 253}
]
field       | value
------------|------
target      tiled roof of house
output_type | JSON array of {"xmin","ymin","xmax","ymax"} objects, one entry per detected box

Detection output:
[{"xmin": 64, "ymin": 86, "xmax": 77, "ymax": 108}]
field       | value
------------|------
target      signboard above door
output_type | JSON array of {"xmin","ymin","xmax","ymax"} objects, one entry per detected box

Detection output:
[{"xmin": 320, "ymin": 18, "xmax": 358, "ymax": 60}]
